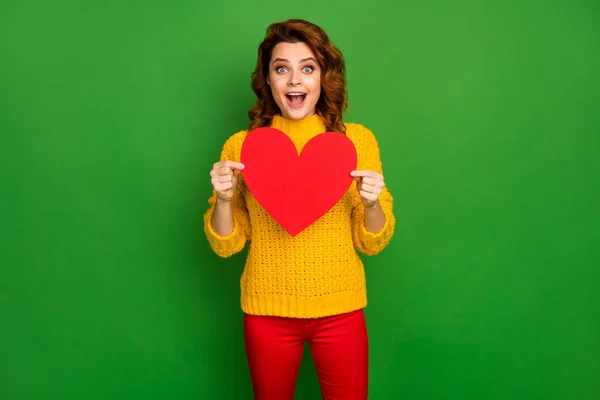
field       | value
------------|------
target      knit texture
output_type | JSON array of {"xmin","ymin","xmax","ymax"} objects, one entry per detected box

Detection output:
[{"xmin": 204, "ymin": 114, "xmax": 395, "ymax": 318}]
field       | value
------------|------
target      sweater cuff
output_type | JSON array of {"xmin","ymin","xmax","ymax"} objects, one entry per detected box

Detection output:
[
  {"xmin": 204, "ymin": 212, "xmax": 246, "ymax": 257},
  {"xmin": 358, "ymin": 207, "xmax": 394, "ymax": 253}
]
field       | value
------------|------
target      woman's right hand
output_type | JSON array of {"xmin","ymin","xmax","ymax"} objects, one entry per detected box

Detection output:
[{"xmin": 210, "ymin": 161, "xmax": 245, "ymax": 202}]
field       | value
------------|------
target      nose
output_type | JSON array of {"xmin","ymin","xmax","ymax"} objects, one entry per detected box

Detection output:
[{"xmin": 288, "ymin": 70, "xmax": 301, "ymax": 86}]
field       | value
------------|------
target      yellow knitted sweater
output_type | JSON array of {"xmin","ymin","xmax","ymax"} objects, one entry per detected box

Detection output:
[{"xmin": 204, "ymin": 114, "xmax": 395, "ymax": 318}]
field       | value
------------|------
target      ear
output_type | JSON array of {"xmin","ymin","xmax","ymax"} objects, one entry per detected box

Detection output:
[{"xmin": 266, "ymin": 76, "xmax": 270, "ymax": 86}]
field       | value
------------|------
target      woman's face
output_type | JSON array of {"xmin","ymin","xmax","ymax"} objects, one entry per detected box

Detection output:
[{"xmin": 267, "ymin": 41, "xmax": 321, "ymax": 120}]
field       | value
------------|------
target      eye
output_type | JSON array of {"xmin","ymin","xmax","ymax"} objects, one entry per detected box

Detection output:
[
  {"xmin": 275, "ymin": 65, "xmax": 288, "ymax": 73},
  {"xmin": 302, "ymin": 65, "xmax": 315, "ymax": 73}
]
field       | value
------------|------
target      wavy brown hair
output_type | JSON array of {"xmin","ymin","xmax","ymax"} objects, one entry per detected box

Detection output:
[{"xmin": 248, "ymin": 19, "xmax": 348, "ymax": 134}]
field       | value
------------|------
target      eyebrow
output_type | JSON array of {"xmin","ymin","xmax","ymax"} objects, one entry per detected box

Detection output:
[{"xmin": 272, "ymin": 57, "xmax": 318, "ymax": 64}]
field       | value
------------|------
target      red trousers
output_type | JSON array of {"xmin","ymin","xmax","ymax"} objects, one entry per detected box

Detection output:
[{"xmin": 243, "ymin": 308, "xmax": 369, "ymax": 400}]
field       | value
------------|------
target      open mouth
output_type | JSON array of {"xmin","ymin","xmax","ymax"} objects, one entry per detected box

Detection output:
[{"xmin": 285, "ymin": 93, "xmax": 307, "ymax": 108}]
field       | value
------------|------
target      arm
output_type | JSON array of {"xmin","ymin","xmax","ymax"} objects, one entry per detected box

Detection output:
[
  {"xmin": 350, "ymin": 126, "xmax": 395, "ymax": 255},
  {"xmin": 203, "ymin": 135, "xmax": 252, "ymax": 257}
]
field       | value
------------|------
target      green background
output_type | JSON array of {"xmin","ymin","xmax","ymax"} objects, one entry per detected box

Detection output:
[{"xmin": 1, "ymin": 0, "xmax": 598, "ymax": 399}]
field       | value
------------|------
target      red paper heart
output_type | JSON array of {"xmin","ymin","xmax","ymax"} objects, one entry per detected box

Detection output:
[{"xmin": 241, "ymin": 127, "xmax": 357, "ymax": 237}]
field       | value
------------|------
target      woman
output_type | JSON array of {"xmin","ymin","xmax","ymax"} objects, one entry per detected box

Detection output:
[{"xmin": 204, "ymin": 19, "xmax": 395, "ymax": 400}]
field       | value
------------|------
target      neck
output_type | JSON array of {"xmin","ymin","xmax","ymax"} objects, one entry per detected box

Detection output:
[{"xmin": 270, "ymin": 113, "xmax": 326, "ymax": 137}]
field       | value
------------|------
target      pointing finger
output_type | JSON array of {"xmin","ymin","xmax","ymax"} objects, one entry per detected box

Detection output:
[
  {"xmin": 350, "ymin": 170, "xmax": 383, "ymax": 180},
  {"xmin": 220, "ymin": 161, "xmax": 245, "ymax": 171}
]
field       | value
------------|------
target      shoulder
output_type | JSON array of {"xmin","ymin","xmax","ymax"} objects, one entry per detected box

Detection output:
[
  {"xmin": 343, "ymin": 122, "xmax": 385, "ymax": 169},
  {"xmin": 223, "ymin": 130, "xmax": 248, "ymax": 147},
  {"xmin": 343, "ymin": 122, "xmax": 380, "ymax": 149},
  {"xmin": 219, "ymin": 130, "xmax": 248, "ymax": 161}
]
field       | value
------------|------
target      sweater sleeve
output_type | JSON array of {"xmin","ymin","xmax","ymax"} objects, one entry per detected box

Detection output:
[
  {"xmin": 203, "ymin": 133, "xmax": 251, "ymax": 258},
  {"xmin": 350, "ymin": 124, "xmax": 395, "ymax": 255}
]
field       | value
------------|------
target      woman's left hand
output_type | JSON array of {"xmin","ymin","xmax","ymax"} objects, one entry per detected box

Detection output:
[{"xmin": 350, "ymin": 170, "xmax": 385, "ymax": 208}]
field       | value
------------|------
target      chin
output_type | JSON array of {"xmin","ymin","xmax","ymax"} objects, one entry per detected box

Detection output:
[{"xmin": 285, "ymin": 109, "xmax": 314, "ymax": 120}]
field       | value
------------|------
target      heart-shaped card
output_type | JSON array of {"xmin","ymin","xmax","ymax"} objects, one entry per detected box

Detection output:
[{"xmin": 241, "ymin": 127, "xmax": 357, "ymax": 237}]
